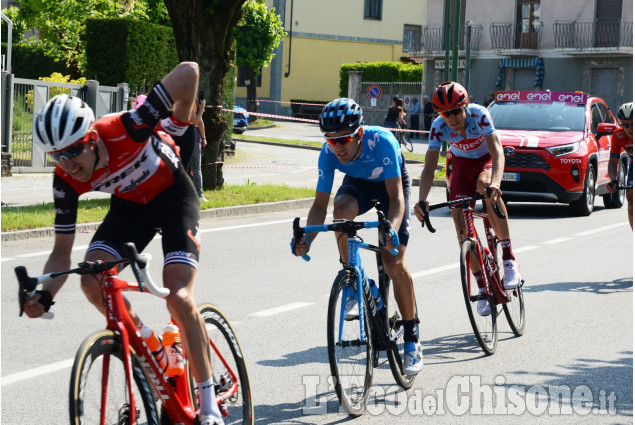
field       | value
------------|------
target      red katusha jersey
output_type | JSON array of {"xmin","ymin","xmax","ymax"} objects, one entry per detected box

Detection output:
[
  {"xmin": 610, "ymin": 127, "xmax": 633, "ymax": 158},
  {"xmin": 53, "ymin": 112, "xmax": 183, "ymax": 234}
]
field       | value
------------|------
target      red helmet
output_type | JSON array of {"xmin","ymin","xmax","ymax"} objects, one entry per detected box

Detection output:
[{"xmin": 432, "ymin": 81, "xmax": 469, "ymax": 113}]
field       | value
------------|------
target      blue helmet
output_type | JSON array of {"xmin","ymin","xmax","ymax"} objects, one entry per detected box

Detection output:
[{"xmin": 319, "ymin": 98, "xmax": 363, "ymax": 134}]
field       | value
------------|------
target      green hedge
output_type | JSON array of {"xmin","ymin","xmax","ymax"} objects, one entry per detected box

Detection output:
[
  {"xmin": 1, "ymin": 42, "xmax": 68, "ymax": 79},
  {"xmin": 84, "ymin": 18, "xmax": 178, "ymax": 88},
  {"xmin": 339, "ymin": 61, "xmax": 422, "ymax": 97}
]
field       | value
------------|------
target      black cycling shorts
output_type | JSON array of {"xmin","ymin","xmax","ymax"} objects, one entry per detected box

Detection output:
[
  {"xmin": 336, "ymin": 162, "xmax": 411, "ymax": 246},
  {"xmin": 88, "ymin": 174, "xmax": 201, "ymax": 269}
]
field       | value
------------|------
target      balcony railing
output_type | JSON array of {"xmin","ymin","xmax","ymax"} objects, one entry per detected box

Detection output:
[
  {"xmin": 408, "ymin": 24, "xmax": 482, "ymax": 56},
  {"xmin": 490, "ymin": 21, "xmax": 543, "ymax": 50},
  {"xmin": 554, "ymin": 19, "xmax": 633, "ymax": 49}
]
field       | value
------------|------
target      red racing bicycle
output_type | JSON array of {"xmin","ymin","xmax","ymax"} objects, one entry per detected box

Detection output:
[{"xmin": 16, "ymin": 242, "xmax": 253, "ymax": 425}]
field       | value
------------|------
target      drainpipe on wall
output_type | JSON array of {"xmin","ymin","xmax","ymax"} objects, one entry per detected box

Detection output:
[{"xmin": 284, "ymin": 0, "xmax": 293, "ymax": 78}]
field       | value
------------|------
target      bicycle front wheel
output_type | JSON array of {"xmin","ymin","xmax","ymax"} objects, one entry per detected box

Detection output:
[
  {"xmin": 460, "ymin": 240, "xmax": 497, "ymax": 355},
  {"xmin": 327, "ymin": 270, "xmax": 374, "ymax": 416},
  {"xmin": 69, "ymin": 329, "xmax": 159, "ymax": 425},
  {"xmin": 384, "ymin": 276, "xmax": 417, "ymax": 389},
  {"xmin": 199, "ymin": 304, "xmax": 254, "ymax": 425}
]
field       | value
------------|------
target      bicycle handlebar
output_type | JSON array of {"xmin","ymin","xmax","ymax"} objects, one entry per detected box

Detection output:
[
  {"xmin": 419, "ymin": 188, "xmax": 506, "ymax": 233},
  {"xmin": 15, "ymin": 242, "xmax": 169, "ymax": 319},
  {"xmin": 292, "ymin": 203, "xmax": 399, "ymax": 261}
]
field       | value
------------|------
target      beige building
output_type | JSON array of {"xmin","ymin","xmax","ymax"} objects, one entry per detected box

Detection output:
[
  {"xmin": 239, "ymin": 0, "xmax": 633, "ymax": 117},
  {"xmin": 412, "ymin": 0, "xmax": 633, "ymax": 113},
  {"xmin": 234, "ymin": 0, "xmax": 427, "ymax": 116}
]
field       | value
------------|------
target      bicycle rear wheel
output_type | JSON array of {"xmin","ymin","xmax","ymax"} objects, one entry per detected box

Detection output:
[
  {"xmin": 460, "ymin": 240, "xmax": 497, "ymax": 355},
  {"xmin": 69, "ymin": 329, "xmax": 159, "ymax": 425},
  {"xmin": 199, "ymin": 304, "xmax": 254, "ymax": 425},
  {"xmin": 327, "ymin": 269, "xmax": 374, "ymax": 416},
  {"xmin": 400, "ymin": 133, "xmax": 414, "ymax": 152},
  {"xmin": 384, "ymin": 276, "xmax": 417, "ymax": 389},
  {"xmin": 493, "ymin": 241, "xmax": 526, "ymax": 336}
]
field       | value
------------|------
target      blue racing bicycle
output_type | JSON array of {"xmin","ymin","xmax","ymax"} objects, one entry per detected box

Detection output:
[{"xmin": 292, "ymin": 202, "xmax": 418, "ymax": 416}]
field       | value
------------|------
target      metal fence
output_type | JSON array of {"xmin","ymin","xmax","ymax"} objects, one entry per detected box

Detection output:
[
  {"xmin": 490, "ymin": 21, "xmax": 543, "ymax": 50},
  {"xmin": 358, "ymin": 82, "xmax": 422, "ymax": 126},
  {"xmin": 2, "ymin": 72, "xmax": 128, "ymax": 172},
  {"xmin": 553, "ymin": 19, "xmax": 633, "ymax": 49},
  {"xmin": 415, "ymin": 24, "xmax": 483, "ymax": 55}
]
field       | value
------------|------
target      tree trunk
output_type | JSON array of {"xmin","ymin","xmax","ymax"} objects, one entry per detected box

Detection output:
[
  {"xmin": 163, "ymin": 0, "xmax": 247, "ymax": 189},
  {"xmin": 246, "ymin": 67, "xmax": 258, "ymax": 123}
]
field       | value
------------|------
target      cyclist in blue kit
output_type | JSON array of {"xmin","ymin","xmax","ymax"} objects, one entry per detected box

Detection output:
[{"xmin": 291, "ymin": 98, "xmax": 423, "ymax": 375}]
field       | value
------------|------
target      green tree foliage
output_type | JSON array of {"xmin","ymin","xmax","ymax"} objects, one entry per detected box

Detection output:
[
  {"xmin": 234, "ymin": 0, "xmax": 286, "ymax": 114},
  {"xmin": 15, "ymin": 0, "xmax": 169, "ymax": 78},
  {"xmin": 1, "ymin": 6, "xmax": 29, "ymax": 43},
  {"xmin": 339, "ymin": 61, "xmax": 422, "ymax": 97}
]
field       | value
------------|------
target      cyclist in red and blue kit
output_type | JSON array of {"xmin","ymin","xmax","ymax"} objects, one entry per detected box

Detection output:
[
  {"xmin": 414, "ymin": 82, "xmax": 521, "ymax": 317},
  {"xmin": 24, "ymin": 62, "xmax": 224, "ymax": 425}
]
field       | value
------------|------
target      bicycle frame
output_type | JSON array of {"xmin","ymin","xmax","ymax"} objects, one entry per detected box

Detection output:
[
  {"xmin": 16, "ymin": 249, "xmax": 241, "ymax": 425},
  {"xmin": 460, "ymin": 205, "xmax": 500, "ymax": 297},
  {"xmin": 298, "ymin": 219, "xmax": 400, "ymax": 355}
]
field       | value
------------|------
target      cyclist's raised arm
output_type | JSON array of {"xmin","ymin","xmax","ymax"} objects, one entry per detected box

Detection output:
[
  {"xmin": 414, "ymin": 148, "xmax": 440, "ymax": 222},
  {"xmin": 160, "ymin": 62, "xmax": 199, "ymax": 124},
  {"xmin": 23, "ymin": 233, "xmax": 74, "ymax": 318}
]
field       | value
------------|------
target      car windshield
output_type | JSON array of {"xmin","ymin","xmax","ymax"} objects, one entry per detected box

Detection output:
[{"xmin": 489, "ymin": 102, "xmax": 586, "ymax": 132}]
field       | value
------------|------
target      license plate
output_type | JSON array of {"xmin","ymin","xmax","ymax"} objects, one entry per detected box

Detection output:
[{"xmin": 502, "ymin": 172, "xmax": 519, "ymax": 182}]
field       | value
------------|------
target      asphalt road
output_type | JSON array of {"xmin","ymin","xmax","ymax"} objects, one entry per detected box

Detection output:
[{"xmin": 1, "ymin": 185, "xmax": 632, "ymax": 424}]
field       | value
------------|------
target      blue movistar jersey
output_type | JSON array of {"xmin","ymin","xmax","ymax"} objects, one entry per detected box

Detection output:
[
  {"xmin": 428, "ymin": 103, "xmax": 496, "ymax": 159},
  {"xmin": 316, "ymin": 126, "xmax": 403, "ymax": 194}
]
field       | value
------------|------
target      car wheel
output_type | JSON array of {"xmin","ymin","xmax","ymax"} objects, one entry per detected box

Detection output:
[
  {"xmin": 602, "ymin": 160, "xmax": 626, "ymax": 209},
  {"xmin": 570, "ymin": 164, "xmax": 596, "ymax": 216}
]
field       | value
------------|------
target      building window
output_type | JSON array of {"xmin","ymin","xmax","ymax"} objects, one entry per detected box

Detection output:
[
  {"xmin": 237, "ymin": 66, "xmax": 262, "ymax": 88},
  {"xmin": 403, "ymin": 25, "xmax": 422, "ymax": 52},
  {"xmin": 516, "ymin": 0, "xmax": 540, "ymax": 48},
  {"xmin": 364, "ymin": 0, "xmax": 382, "ymax": 20}
]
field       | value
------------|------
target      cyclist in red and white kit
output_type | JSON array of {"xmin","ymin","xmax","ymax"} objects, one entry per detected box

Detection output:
[
  {"xmin": 607, "ymin": 102, "xmax": 633, "ymax": 230},
  {"xmin": 414, "ymin": 81, "xmax": 521, "ymax": 316},
  {"xmin": 24, "ymin": 62, "xmax": 224, "ymax": 425}
]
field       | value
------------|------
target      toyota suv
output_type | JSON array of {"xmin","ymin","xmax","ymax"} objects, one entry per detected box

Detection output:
[{"xmin": 445, "ymin": 90, "xmax": 627, "ymax": 215}]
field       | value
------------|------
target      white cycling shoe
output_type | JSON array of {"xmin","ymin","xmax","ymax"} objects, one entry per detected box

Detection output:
[
  {"xmin": 477, "ymin": 288, "xmax": 491, "ymax": 316},
  {"xmin": 403, "ymin": 341, "xmax": 423, "ymax": 375},
  {"xmin": 199, "ymin": 418, "xmax": 225, "ymax": 425},
  {"xmin": 344, "ymin": 295, "xmax": 358, "ymax": 320},
  {"xmin": 502, "ymin": 259, "xmax": 521, "ymax": 289}
]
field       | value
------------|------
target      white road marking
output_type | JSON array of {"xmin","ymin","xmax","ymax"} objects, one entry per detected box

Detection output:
[
  {"xmin": 575, "ymin": 222, "xmax": 628, "ymax": 236},
  {"xmin": 250, "ymin": 302, "xmax": 314, "ymax": 317},
  {"xmin": 411, "ymin": 263, "xmax": 459, "ymax": 279},
  {"xmin": 1, "ymin": 358, "xmax": 74, "ymax": 386},
  {"xmin": 543, "ymin": 237, "xmax": 571, "ymax": 245}
]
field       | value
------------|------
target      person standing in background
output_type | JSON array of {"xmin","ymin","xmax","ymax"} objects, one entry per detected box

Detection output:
[
  {"xmin": 422, "ymin": 95, "xmax": 434, "ymax": 140},
  {"xmin": 409, "ymin": 97, "xmax": 421, "ymax": 139},
  {"xmin": 190, "ymin": 94, "xmax": 207, "ymax": 202}
]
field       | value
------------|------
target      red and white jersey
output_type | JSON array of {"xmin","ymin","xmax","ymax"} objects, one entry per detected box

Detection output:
[
  {"xmin": 53, "ymin": 112, "xmax": 184, "ymax": 234},
  {"xmin": 609, "ymin": 127, "xmax": 633, "ymax": 158},
  {"xmin": 428, "ymin": 104, "xmax": 496, "ymax": 159}
]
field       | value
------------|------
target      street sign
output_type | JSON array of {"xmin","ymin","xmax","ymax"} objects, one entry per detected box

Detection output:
[{"xmin": 367, "ymin": 84, "xmax": 382, "ymax": 99}]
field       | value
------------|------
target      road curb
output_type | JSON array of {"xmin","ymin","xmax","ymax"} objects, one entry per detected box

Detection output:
[{"xmin": 1, "ymin": 197, "xmax": 325, "ymax": 242}]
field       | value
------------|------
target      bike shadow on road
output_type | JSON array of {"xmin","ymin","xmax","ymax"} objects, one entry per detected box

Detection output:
[
  {"xmin": 507, "ymin": 350, "xmax": 633, "ymax": 417},
  {"xmin": 522, "ymin": 277, "xmax": 632, "ymax": 295},
  {"xmin": 420, "ymin": 332, "xmax": 519, "ymax": 365}
]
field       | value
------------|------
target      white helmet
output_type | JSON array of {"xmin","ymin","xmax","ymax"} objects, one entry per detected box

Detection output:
[
  {"xmin": 32, "ymin": 94, "xmax": 95, "ymax": 153},
  {"xmin": 617, "ymin": 102, "xmax": 633, "ymax": 122}
]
